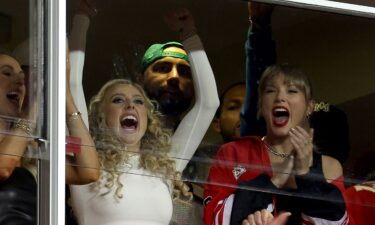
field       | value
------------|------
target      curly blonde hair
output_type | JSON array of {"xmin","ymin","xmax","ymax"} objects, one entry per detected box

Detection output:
[{"xmin": 88, "ymin": 79, "xmax": 191, "ymax": 201}]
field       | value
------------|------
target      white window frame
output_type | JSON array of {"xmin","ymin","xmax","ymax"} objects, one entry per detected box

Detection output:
[
  {"xmin": 38, "ymin": 0, "xmax": 66, "ymax": 225},
  {"xmin": 38, "ymin": 0, "xmax": 375, "ymax": 224},
  {"xmin": 255, "ymin": 0, "xmax": 375, "ymax": 18}
]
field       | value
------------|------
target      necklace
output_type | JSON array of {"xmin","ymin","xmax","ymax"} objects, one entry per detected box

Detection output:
[{"xmin": 262, "ymin": 137, "xmax": 293, "ymax": 159}]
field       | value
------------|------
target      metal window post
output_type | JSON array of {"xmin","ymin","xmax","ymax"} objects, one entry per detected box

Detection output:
[{"xmin": 38, "ymin": 0, "xmax": 66, "ymax": 224}]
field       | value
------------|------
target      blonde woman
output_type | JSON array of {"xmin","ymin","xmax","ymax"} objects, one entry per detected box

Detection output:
[
  {"xmin": 69, "ymin": 11, "xmax": 219, "ymax": 225},
  {"xmin": 71, "ymin": 74, "xmax": 218, "ymax": 225}
]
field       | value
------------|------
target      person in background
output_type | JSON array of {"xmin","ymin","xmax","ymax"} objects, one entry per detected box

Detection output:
[
  {"xmin": 0, "ymin": 49, "xmax": 99, "ymax": 224},
  {"xmin": 184, "ymin": 82, "xmax": 247, "ymax": 181},
  {"xmin": 213, "ymin": 82, "xmax": 246, "ymax": 143},
  {"xmin": 183, "ymin": 82, "xmax": 246, "ymax": 225},
  {"xmin": 345, "ymin": 150, "xmax": 375, "ymax": 225},
  {"xmin": 139, "ymin": 11, "xmax": 201, "ymax": 130}
]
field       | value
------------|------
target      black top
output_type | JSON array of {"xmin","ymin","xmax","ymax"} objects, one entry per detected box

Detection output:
[{"xmin": 0, "ymin": 167, "xmax": 37, "ymax": 225}]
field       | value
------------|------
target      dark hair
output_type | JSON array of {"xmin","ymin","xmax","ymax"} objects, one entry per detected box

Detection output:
[
  {"xmin": 351, "ymin": 150, "xmax": 375, "ymax": 181},
  {"xmin": 309, "ymin": 104, "xmax": 350, "ymax": 164},
  {"xmin": 214, "ymin": 82, "xmax": 245, "ymax": 118}
]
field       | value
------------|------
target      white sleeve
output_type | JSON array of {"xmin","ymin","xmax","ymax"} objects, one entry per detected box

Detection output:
[
  {"xmin": 171, "ymin": 35, "xmax": 220, "ymax": 172},
  {"xmin": 68, "ymin": 14, "xmax": 90, "ymax": 127}
]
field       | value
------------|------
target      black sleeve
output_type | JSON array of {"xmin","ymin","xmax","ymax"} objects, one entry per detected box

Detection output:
[
  {"xmin": 294, "ymin": 170, "xmax": 346, "ymax": 221},
  {"xmin": 240, "ymin": 26, "xmax": 276, "ymax": 137},
  {"xmin": 230, "ymin": 173, "xmax": 277, "ymax": 225}
]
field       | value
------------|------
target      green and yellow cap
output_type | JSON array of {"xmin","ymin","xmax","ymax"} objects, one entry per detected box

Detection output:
[{"xmin": 141, "ymin": 41, "xmax": 189, "ymax": 72}]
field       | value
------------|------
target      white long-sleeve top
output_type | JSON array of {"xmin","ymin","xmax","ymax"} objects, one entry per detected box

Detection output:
[
  {"xmin": 69, "ymin": 14, "xmax": 90, "ymax": 127},
  {"xmin": 69, "ymin": 23, "xmax": 219, "ymax": 224},
  {"xmin": 172, "ymin": 34, "xmax": 219, "ymax": 172}
]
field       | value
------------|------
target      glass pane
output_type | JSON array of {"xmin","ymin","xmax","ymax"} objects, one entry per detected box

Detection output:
[
  {"xmin": 0, "ymin": 0, "xmax": 45, "ymax": 225},
  {"xmin": 65, "ymin": 0, "xmax": 375, "ymax": 225}
]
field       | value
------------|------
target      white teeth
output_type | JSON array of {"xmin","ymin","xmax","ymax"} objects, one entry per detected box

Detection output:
[
  {"xmin": 274, "ymin": 108, "xmax": 287, "ymax": 112},
  {"xmin": 122, "ymin": 115, "xmax": 137, "ymax": 122},
  {"xmin": 8, "ymin": 91, "xmax": 19, "ymax": 96},
  {"xmin": 7, "ymin": 91, "xmax": 20, "ymax": 100}
]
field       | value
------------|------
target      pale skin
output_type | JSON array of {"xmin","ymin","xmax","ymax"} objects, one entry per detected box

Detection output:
[
  {"xmin": 242, "ymin": 74, "xmax": 343, "ymax": 223},
  {"xmin": 242, "ymin": 210, "xmax": 291, "ymax": 225},
  {"xmin": 0, "ymin": 49, "xmax": 99, "ymax": 184},
  {"xmin": 66, "ymin": 0, "xmax": 100, "ymax": 184},
  {"xmin": 101, "ymin": 84, "xmax": 148, "ymax": 153},
  {"xmin": 0, "ymin": 54, "xmax": 30, "ymax": 181},
  {"xmin": 66, "ymin": 45, "xmax": 100, "ymax": 184}
]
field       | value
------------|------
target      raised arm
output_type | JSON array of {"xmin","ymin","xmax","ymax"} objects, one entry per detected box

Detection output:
[
  {"xmin": 164, "ymin": 8, "xmax": 220, "ymax": 172},
  {"xmin": 66, "ymin": 44, "xmax": 99, "ymax": 185},
  {"xmin": 68, "ymin": 0, "xmax": 97, "ymax": 127},
  {"xmin": 0, "ymin": 117, "xmax": 35, "ymax": 181},
  {"xmin": 240, "ymin": 2, "xmax": 276, "ymax": 137},
  {"xmin": 0, "ymin": 55, "xmax": 35, "ymax": 181}
]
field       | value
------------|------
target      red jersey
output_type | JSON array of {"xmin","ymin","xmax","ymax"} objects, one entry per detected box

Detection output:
[
  {"xmin": 203, "ymin": 136, "xmax": 350, "ymax": 225},
  {"xmin": 345, "ymin": 182, "xmax": 375, "ymax": 225}
]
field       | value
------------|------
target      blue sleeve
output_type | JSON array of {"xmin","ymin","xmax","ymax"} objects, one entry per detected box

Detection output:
[{"xmin": 240, "ymin": 26, "xmax": 276, "ymax": 136}]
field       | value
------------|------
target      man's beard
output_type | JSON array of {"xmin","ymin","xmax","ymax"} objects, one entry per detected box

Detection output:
[
  {"xmin": 152, "ymin": 90, "xmax": 192, "ymax": 117},
  {"xmin": 158, "ymin": 93, "xmax": 191, "ymax": 116}
]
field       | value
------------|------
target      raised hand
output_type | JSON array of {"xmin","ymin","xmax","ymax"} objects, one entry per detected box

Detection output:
[
  {"xmin": 289, "ymin": 126, "xmax": 314, "ymax": 175},
  {"xmin": 74, "ymin": 0, "xmax": 97, "ymax": 18},
  {"xmin": 242, "ymin": 210, "xmax": 291, "ymax": 225},
  {"xmin": 163, "ymin": 8, "xmax": 197, "ymax": 40},
  {"xmin": 248, "ymin": 0, "xmax": 274, "ymax": 28}
]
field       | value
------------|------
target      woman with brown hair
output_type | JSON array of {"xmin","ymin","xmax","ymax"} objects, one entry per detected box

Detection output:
[{"xmin": 204, "ymin": 64, "xmax": 350, "ymax": 225}]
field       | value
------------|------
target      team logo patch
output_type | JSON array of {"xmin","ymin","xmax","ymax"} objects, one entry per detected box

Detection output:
[
  {"xmin": 232, "ymin": 164, "xmax": 246, "ymax": 180},
  {"xmin": 203, "ymin": 196, "xmax": 212, "ymax": 206}
]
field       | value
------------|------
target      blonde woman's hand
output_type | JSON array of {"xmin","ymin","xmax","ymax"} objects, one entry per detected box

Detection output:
[
  {"xmin": 289, "ymin": 126, "xmax": 314, "ymax": 175},
  {"xmin": 74, "ymin": 0, "xmax": 97, "ymax": 18}
]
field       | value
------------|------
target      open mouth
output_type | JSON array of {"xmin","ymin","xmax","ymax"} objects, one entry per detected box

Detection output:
[
  {"xmin": 272, "ymin": 107, "xmax": 289, "ymax": 127},
  {"xmin": 6, "ymin": 90, "xmax": 21, "ymax": 108},
  {"xmin": 120, "ymin": 115, "xmax": 138, "ymax": 133}
]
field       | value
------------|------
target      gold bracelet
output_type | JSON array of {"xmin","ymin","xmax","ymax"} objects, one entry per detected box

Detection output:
[
  {"xmin": 67, "ymin": 111, "xmax": 82, "ymax": 123},
  {"xmin": 13, "ymin": 119, "xmax": 33, "ymax": 135}
]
